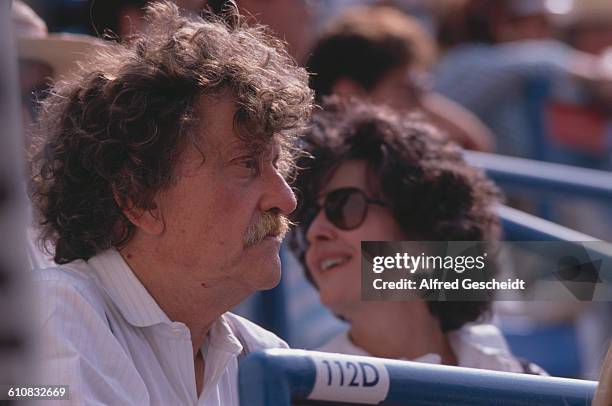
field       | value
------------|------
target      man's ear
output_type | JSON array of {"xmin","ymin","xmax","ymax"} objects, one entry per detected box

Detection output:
[
  {"xmin": 114, "ymin": 193, "xmax": 165, "ymax": 236},
  {"xmin": 331, "ymin": 77, "xmax": 368, "ymax": 99}
]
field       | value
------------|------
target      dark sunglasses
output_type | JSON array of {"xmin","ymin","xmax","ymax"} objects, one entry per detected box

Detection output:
[{"xmin": 305, "ymin": 187, "xmax": 389, "ymax": 232}]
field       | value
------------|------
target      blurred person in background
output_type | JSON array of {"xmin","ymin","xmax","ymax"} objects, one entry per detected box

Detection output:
[
  {"xmin": 437, "ymin": 0, "xmax": 556, "ymax": 48},
  {"xmin": 88, "ymin": 0, "xmax": 212, "ymax": 38},
  {"xmin": 556, "ymin": 0, "xmax": 612, "ymax": 118},
  {"xmin": 434, "ymin": 0, "xmax": 612, "ymax": 159},
  {"xmin": 89, "ymin": 0, "xmax": 315, "ymax": 64},
  {"xmin": 13, "ymin": 0, "xmax": 104, "ymax": 269},
  {"xmin": 289, "ymin": 97, "xmax": 545, "ymax": 374},
  {"xmin": 560, "ymin": 0, "xmax": 612, "ymax": 57},
  {"xmin": 376, "ymin": 0, "xmax": 466, "ymax": 37},
  {"xmin": 206, "ymin": 0, "xmax": 316, "ymax": 64},
  {"xmin": 88, "ymin": 0, "xmax": 151, "ymax": 38},
  {"xmin": 308, "ymin": 5, "xmax": 493, "ymax": 151},
  {"xmin": 29, "ymin": 2, "xmax": 312, "ymax": 404},
  {"xmin": 13, "ymin": 0, "xmax": 103, "ymax": 142}
]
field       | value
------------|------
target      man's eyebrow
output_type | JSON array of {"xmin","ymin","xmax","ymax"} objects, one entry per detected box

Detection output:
[
  {"xmin": 225, "ymin": 136, "xmax": 279, "ymax": 159},
  {"xmin": 225, "ymin": 141, "xmax": 254, "ymax": 156}
]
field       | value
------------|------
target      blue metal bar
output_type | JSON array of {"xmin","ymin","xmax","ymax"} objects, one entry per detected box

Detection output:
[
  {"xmin": 498, "ymin": 205, "xmax": 597, "ymax": 242},
  {"xmin": 239, "ymin": 350, "xmax": 315, "ymax": 405},
  {"xmin": 465, "ymin": 150, "xmax": 612, "ymax": 203},
  {"xmin": 498, "ymin": 205, "xmax": 612, "ymax": 273},
  {"xmin": 239, "ymin": 349, "xmax": 597, "ymax": 405}
]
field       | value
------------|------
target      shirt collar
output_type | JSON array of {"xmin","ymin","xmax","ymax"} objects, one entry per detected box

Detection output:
[
  {"xmin": 209, "ymin": 314, "xmax": 243, "ymax": 355},
  {"xmin": 88, "ymin": 248, "xmax": 171, "ymax": 327}
]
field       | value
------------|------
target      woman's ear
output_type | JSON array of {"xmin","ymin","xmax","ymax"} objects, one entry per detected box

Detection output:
[{"xmin": 114, "ymin": 193, "xmax": 165, "ymax": 236}]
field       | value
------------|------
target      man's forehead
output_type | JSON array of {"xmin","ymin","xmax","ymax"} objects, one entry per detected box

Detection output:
[{"xmin": 195, "ymin": 93, "xmax": 279, "ymax": 155}]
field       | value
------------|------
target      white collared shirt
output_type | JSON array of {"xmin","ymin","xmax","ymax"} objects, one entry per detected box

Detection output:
[
  {"xmin": 33, "ymin": 249, "xmax": 287, "ymax": 405},
  {"xmin": 317, "ymin": 324, "xmax": 531, "ymax": 373}
]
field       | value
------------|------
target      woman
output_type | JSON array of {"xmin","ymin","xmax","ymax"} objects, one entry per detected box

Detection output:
[{"xmin": 290, "ymin": 98, "xmax": 544, "ymax": 374}]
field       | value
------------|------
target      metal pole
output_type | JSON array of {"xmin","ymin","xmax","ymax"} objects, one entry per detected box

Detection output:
[
  {"xmin": 239, "ymin": 349, "xmax": 597, "ymax": 406},
  {"xmin": 465, "ymin": 150, "xmax": 612, "ymax": 203}
]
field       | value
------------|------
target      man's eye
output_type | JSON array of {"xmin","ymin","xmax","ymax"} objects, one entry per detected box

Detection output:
[{"xmin": 234, "ymin": 157, "xmax": 259, "ymax": 175}]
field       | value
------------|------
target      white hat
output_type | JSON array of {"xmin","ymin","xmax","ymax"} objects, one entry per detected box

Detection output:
[{"xmin": 12, "ymin": 0, "xmax": 106, "ymax": 78}]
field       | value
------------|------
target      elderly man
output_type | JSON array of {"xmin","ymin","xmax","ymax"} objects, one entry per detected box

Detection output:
[{"xmin": 29, "ymin": 1, "xmax": 312, "ymax": 405}]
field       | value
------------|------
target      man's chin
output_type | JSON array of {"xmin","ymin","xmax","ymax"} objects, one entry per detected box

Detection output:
[
  {"xmin": 242, "ymin": 252, "xmax": 282, "ymax": 292},
  {"xmin": 259, "ymin": 262, "xmax": 282, "ymax": 291},
  {"xmin": 260, "ymin": 269, "xmax": 281, "ymax": 290}
]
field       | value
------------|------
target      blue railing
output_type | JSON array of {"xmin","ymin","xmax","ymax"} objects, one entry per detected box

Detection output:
[
  {"xmin": 239, "ymin": 349, "xmax": 597, "ymax": 405},
  {"xmin": 498, "ymin": 204, "xmax": 612, "ymax": 271},
  {"xmin": 498, "ymin": 204, "xmax": 597, "ymax": 241},
  {"xmin": 465, "ymin": 151, "xmax": 612, "ymax": 203}
]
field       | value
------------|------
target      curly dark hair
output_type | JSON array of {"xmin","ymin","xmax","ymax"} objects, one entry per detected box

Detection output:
[
  {"xmin": 30, "ymin": 1, "xmax": 313, "ymax": 264},
  {"xmin": 307, "ymin": 6, "xmax": 436, "ymax": 101},
  {"xmin": 290, "ymin": 97, "xmax": 501, "ymax": 332}
]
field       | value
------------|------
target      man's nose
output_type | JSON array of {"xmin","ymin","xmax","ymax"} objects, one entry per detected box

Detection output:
[{"xmin": 260, "ymin": 169, "xmax": 297, "ymax": 216}]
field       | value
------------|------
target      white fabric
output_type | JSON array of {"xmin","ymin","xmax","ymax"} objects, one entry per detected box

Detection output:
[
  {"xmin": 26, "ymin": 224, "xmax": 54, "ymax": 270},
  {"xmin": 33, "ymin": 248, "xmax": 287, "ymax": 406},
  {"xmin": 23, "ymin": 191, "xmax": 54, "ymax": 270},
  {"xmin": 317, "ymin": 324, "xmax": 526, "ymax": 373}
]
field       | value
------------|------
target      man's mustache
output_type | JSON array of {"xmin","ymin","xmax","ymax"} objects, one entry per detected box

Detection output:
[{"xmin": 243, "ymin": 212, "xmax": 292, "ymax": 248}]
